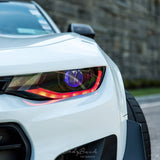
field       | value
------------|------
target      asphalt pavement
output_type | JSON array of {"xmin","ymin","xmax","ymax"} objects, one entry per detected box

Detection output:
[{"xmin": 136, "ymin": 95, "xmax": 160, "ymax": 160}]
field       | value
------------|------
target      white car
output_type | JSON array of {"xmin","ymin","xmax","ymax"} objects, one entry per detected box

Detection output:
[{"xmin": 0, "ymin": 1, "xmax": 150, "ymax": 160}]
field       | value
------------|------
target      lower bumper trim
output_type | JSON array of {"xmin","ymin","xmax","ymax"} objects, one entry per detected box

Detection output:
[{"xmin": 123, "ymin": 120, "xmax": 146, "ymax": 160}]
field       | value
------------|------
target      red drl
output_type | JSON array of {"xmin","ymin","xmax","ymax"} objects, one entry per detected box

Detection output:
[{"xmin": 26, "ymin": 71, "xmax": 102, "ymax": 100}]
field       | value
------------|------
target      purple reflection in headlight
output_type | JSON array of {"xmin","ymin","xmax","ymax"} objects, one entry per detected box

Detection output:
[{"xmin": 65, "ymin": 70, "xmax": 83, "ymax": 87}]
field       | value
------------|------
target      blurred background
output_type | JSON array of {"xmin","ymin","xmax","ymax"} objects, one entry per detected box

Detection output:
[{"xmin": 19, "ymin": 0, "xmax": 160, "ymax": 159}]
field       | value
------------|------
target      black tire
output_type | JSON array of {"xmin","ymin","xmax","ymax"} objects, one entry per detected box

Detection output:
[{"xmin": 125, "ymin": 90, "xmax": 151, "ymax": 160}]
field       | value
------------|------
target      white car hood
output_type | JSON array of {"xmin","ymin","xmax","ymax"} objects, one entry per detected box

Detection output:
[
  {"xmin": 0, "ymin": 33, "xmax": 74, "ymax": 49},
  {"xmin": 0, "ymin": 33, "xmax": 107, "ymax": 76}
]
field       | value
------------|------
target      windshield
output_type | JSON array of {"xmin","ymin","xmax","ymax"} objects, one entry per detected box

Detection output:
[{"xmin": 0, "ymin": 2, "xmax": 54, "ymax": 35}]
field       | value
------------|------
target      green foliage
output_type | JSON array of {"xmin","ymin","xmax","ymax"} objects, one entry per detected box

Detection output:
[
  {"xmin": 124, "ymin": 79, "xmax": 160, "ymax": 89},
  {"xmin": 129, "ymin": 88, "xmax": 160, "ymax": 97}
]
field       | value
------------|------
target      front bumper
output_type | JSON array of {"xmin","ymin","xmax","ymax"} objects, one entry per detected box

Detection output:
[{"xmin": 0, "ymin": 121, "xmax": 146, "ymax": 160}]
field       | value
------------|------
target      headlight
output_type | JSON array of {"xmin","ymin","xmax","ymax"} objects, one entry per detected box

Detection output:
[{"xmin": 5, "ymin": 67, "xmax": 105, "ymax": 100}]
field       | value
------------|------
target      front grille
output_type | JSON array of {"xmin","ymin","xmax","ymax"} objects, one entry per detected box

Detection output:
[
  {"xmin": 0, "ymin": 123, "xmax": 31, "ymax": 160},
  {"xmin": 0, "ymin": 77, "xmax": 12, "ymax": 93}
]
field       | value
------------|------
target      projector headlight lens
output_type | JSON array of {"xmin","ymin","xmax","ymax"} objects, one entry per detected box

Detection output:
[{"xmin": 65, "ymin": 69, "xmax": 83, "ymax": 88}]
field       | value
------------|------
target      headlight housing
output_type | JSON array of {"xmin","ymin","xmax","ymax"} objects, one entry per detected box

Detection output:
[{"xmin": 4, "ymin": 67, "xmax": 105, "ymax": 100}]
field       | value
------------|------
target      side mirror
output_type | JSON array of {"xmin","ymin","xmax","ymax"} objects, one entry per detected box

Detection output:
[{"xmin": 68, "ymin": 23, "xmax": 95, "ymax": 39}]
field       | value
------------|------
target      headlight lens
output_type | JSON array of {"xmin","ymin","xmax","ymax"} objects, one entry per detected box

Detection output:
[{"xmin": 5, "ymin": 67, "xmax": 105, "ymax": 100}]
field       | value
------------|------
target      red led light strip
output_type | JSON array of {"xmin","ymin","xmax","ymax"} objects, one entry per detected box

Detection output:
[
  {"xmin": 26, "ymin": 70, "xmax": 102, "ymax": 100},
  {"xmin": 23, "ymin": 99, "xmax": 61, "ymax": 106}
]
